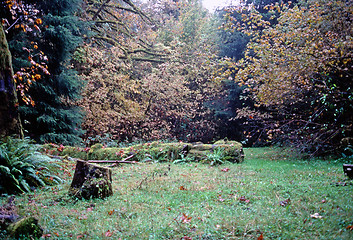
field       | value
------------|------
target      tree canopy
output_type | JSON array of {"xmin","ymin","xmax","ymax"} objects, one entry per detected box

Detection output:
[{"xmin": 1, "ymin": 0, "xmax": 352, "ymax": 155}]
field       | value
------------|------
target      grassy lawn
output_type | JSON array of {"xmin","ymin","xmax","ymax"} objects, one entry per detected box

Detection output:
[{"xmin": 1, "ymin": 147, "xmax": 352, "ymax": 239}]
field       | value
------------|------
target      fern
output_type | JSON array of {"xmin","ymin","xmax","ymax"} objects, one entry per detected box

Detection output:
[{"xmin": 0, "ymin": 137, "xmax": 63, "ymax": 194}]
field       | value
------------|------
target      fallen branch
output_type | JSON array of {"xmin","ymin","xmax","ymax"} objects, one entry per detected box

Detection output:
[
  {"xmin": 88, "ymin": 155, "xmax": 137, "ymax": 165},
  {"xmin": 88, "ymin": 160, "xmax": 138, "ymax": 164}
]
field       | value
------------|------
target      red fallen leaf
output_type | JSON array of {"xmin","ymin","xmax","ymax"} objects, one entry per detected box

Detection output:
[
  {"xmin": 179, "ymin": 186, "xmax": 187, "ymax": 190},
  {"xmin": 239, "ymin": 196, "xmax": 249, "ymax": 203},
  {"xmin": 42, "ymin": 234, "xmax": 51, "ymax": 238},
  {"xmin": 104, "ymin": 230, "xmax": 113, "ymax": 237},
  {"xmin": 54, "ymin": 232, "xmax": 59, "ymax": 237},
  {"xmin": 57, "ymin": 144, "xmax": 64, "ymax": 152},
  {"xmin": 346, "ymin": 225, "xmax": 353, "ymax": 230},
  {"xmin": 221, "ymin": 168, "xmax": 230, "ymax": 172},
  {"xmin": 181, "ymin": 213, "xmax": 192, "ymax": 223},
  {"xmin": 258, "ymin": 233, "xmax": 263, "ymax": 240},
  {"xmin": 280, "ymin": 198, "xmax": 291, "ymax": 207},
  {"xmin": 108, "ymin": 210, "xmax": 115, "ymax": 215},
  {"xmin": 182, "ymin": 236, "xmax": 192, "ymax": 240},
  {"xmin": 167, "ymin": 207, "xmax": 171, "ymax": 211},
  {"xmin": 77, "ymin": 235, "xmax": 84, "ymax": 239}
]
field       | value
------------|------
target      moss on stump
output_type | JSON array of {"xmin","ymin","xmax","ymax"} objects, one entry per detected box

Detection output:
[{"xmin": 69, "ymin": 160, "xmax": 113, "ymax": 199}]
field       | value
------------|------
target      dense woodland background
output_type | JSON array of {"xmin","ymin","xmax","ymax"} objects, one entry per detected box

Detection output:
[{"xmin": 1, "ymin": 0, "xmax": 352, "ymax": 156}]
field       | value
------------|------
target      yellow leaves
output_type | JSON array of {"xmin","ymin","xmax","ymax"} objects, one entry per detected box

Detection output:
[
  {"xmin": 35, "ymin": 18, "xmax": 42, "ymax": 25},
  {"xmin": 34, "ymin": 74, "xmax": 41, "ymax": 80}
]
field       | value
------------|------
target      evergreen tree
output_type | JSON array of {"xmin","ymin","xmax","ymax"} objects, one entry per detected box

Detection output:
[{"xmin": 8, "ymin": 0, "xmax": 89, "ymax": 144}]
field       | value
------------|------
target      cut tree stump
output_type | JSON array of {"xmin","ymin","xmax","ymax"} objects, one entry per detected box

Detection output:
[
  {"xmin": 69, "ymin": 160, "xmax": 113, "ymax": 199},
  {"xmin": 343, "ymin": 164, "xmax": 353, "ymax": 179}
]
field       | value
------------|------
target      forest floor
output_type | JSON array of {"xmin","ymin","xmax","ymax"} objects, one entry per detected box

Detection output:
[{"xmin": 1, "ymin": 147, "xmax": 353, "ymax": 239}]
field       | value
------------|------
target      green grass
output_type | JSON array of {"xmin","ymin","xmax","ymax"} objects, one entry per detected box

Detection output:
[{"xmin": 1, "ymin": 147, "xmax": 353, "ymax": 239}]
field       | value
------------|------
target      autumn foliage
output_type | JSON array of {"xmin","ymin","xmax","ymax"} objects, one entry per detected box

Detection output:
[
  {"xmin": 78, "ymin": 0, "xmax": 222, "ymax": 143},
  {"xmin": 221, "ymin": 0, "xmax": 353, "ymax": 154}
]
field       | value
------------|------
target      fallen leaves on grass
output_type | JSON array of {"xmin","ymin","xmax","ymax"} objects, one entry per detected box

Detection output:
[
  {"xmin": 181, "ymin": 213, "xmax": 192, "ymax": 223},
  {"xmin": 258, "ymin": 233, "xmax": 264, "ymax": 240},
  {"xmin": 310, "ymin": 213, "xmax": 323, "ymax": 219},
  {"xmin": 279, "ymin": 198, "xmax": 291, "ymax": 207},
  {"xmin": 104, "ymin": 230, "xmax": 113, "ymax": 237},
  {"xmin": 179, "ymin": 186, "xmax": 187, "ymax": 190},
  {"xmin": 108, "ymin": 210, "xmax": 115, "ymax": 215},
  {"xmin": 221, "ymin": 168, "xmax": 230, "ymax": 172},
  {"xmin": 346, "ymin": 225, "xmax": 353, "ymax": 231},
  {"xmin": 239, "ymin": 196, "xmax": 250, "ymax": 203},
  {"xmin": 77, "ymin": 214, "xmax": 88, "ymax": 220}
]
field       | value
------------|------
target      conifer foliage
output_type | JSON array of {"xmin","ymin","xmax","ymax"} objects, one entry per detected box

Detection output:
[{"xmin": 7, "ymin": 0, "xmax": 88, "ymax": 144}]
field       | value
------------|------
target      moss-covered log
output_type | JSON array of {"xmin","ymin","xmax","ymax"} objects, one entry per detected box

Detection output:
[{"xmin": 44, "ymin": 140, "xmax": 244, "ymax": 164}]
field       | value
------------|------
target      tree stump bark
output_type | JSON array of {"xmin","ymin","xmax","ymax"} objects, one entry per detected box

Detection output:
[{"xmin": 69, "ymin": 160, "xmax": 113, "ymax": 199}]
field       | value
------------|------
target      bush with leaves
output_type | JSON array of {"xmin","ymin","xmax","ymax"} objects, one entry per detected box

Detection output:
[{"xmin": 0, "ymin": 138, "xmax": 62, "ymax": 195}]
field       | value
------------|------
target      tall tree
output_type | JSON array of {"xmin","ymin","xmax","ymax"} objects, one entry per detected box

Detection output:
[{"xmin": 0, "ymin": 24, "xmax": 22, "ymax": 138}]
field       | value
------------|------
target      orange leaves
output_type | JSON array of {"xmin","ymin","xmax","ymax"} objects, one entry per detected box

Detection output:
[
  {"xmin": 346, "ymin": 225, "xmax": 353, "ymax": 231},
  {"xmin": 35, "ymin": 18, "xmax": 43, "ymax": 25},
  {"xmin": 179, "ymin": 186, "xmax": 187, "ymax": 190},
  {"xmin": 180, "ymin": 213, "xmax": 192, "ymax": 223}
]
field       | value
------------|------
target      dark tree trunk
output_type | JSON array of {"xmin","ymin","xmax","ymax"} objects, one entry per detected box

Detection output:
[{"xmin": 0, "ymin": 24, "xmax": 23, "ymax": 138}]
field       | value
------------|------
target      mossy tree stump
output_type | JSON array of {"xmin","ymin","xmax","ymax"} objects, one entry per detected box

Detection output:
[{"xmin": 69, "ymin": 160, "xmax": 113, "ymax": 199}]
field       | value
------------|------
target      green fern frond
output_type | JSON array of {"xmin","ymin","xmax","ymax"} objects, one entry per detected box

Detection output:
[
  {"xmin": 27, "ymin": 173, "xmax": 47, "ymax": 187},
  {"xmin": 19, "ymin": 179, "xmax": 32, "ymax": 193},
  {"xmin": 10, "ymin": 168, "xmax": 23, "ymax": 176}
]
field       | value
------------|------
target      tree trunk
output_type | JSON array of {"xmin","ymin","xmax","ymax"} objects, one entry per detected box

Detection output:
[{"xmin": 0, "ymin": 24, "xmax": 23, "ymax": 138}]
